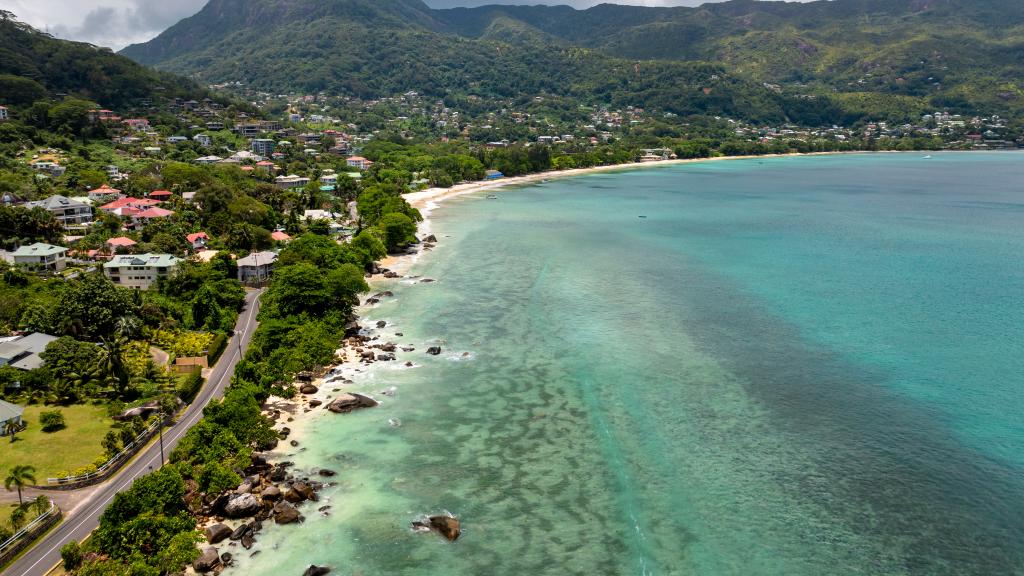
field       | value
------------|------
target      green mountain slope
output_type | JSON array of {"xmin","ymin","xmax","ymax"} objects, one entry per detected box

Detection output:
[
  {"xmin": 119, "ymin": 0, "xmax": 1024, "ymax": 121},
  {"xmin": 0, "ymin": 10, "xmax": 206, "ymax": 108}
]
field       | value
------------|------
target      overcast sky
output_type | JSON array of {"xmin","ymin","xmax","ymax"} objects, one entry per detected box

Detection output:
[{"xmin": 7, "ymin": 0, "xmax": 724, "ymax": 51}]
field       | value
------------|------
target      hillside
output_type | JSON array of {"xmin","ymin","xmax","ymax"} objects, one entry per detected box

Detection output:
[
  {"xmin": 120, "ymin": 0, "xmax": 1024, "ymax": 122},
  {"xmin": 0, "ymin": 10, "xmax": 208, "ymax": 109}
]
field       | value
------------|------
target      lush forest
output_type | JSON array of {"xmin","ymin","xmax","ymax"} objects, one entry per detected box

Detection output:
[{"xmin": 120, "ymin": 0, "xmax": 1024, "ymax": 122}]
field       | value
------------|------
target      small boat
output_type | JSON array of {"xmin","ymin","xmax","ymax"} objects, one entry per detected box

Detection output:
[
  {"xmin": 922, "ymin": 155, "xmax": 933, "ymax": 159},
  {"xmin": 486, "ymin": 194, "xmax": 498, "ymax": 199},
  {"xmin": 638, "ymin": 215, "xmax": 647, "ymax": 219}
]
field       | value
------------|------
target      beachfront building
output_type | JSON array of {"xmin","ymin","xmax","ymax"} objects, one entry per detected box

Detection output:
[
  {"xmin": 104, "ymin": 253, "xmax": 182, "ymax": 290},
  {"xmin": 12, "ymin": 243, "xmax": 68, "ymax": 273},
  {"xmin": 237, "ymin": 251, "xmax": 277, "ymax": 285}
]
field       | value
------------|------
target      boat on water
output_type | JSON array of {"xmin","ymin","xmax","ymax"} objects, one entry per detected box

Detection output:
[
  {"xmin": 922, "ymin": 155, "xmax": 933, "ymax": 159},
  {"xmin": 486, "ymin": 195, "xmax": 498, "ymax": 199}
]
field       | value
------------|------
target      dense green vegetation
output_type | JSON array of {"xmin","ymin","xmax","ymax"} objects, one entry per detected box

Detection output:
[
  {"xmin": 78, "ymin": 231, "xmax": 375, "ymax": 575},
  {"xmin": 120, "ymin": 0, "xmax": 1024, "ymax": 124},
  {"xmin": 0, "ymin": 10, "xmax": 215, "ymax": 109}
]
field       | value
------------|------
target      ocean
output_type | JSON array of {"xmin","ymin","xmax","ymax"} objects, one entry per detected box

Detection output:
[{"xmin": 228, "ymin": 152, "xmax": 1024, "ymax": 575}]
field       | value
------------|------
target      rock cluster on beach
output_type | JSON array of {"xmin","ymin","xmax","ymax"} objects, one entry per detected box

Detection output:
[{"xmin": 189, "ymin": 450, "xmax": 336, "ymax": 573}]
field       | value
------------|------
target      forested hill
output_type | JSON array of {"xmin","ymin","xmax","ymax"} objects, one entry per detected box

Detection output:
[
  {"xmin": 119, "ymin": 0, "xmax": 1024, "ymax": 121},
  {"xmin": 0, "ymin": 11, "xmax": 210, "ymax": 109}
]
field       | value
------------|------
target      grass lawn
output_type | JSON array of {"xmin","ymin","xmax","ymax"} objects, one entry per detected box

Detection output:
[{"xmin": 0, "ymin": 404, "xmax": 115, "ymax": 482}]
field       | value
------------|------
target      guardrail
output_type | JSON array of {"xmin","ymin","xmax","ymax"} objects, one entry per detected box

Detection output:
[
  {"xmin": 44, "ymin": 419, "xmax": 163, "ymax": 488},
  {"xmin": 0, "ymin": 500, "xmax": 61, "ymax": 566}
]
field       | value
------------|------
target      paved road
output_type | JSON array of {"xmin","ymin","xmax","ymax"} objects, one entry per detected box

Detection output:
[{"xmin": 3, "ymin": 289, "xmax": 264, "ymax": 576}]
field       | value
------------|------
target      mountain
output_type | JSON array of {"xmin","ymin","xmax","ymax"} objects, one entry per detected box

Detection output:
[
  {"xmin": 0, "ymin": 10, "xmax": 207, "ymax": 109},
  {"xmin": 120, "ymin": 0, "xmax": 1024, "ymax": 121}
]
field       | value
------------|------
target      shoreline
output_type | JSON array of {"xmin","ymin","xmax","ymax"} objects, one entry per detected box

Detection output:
[{"xmin": 240, "ymin": 148, "xmax": 971, "ymax": 570}]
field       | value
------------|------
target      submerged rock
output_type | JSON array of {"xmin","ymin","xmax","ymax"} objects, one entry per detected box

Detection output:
[
  {"xmin": 426, "ymin": 346, "xmax": 441, "ymax": 356},
  {"xmin": 376, "ymin": 320, "xmax": 387, "ymax": 328},
  {"xmin": 430, "ymin": 515, "xmax": 461, "ymax": 541},
  {"xmin": 413, "ymin": 514, "xmax": 461, "ymax": 541},
  {"xmin": 274, "ymin": 502, "xmax": 300, "ymax": 524},
  {"xmin": 304, "ymin": 566, "xmax": 331, "ymax": 576}
]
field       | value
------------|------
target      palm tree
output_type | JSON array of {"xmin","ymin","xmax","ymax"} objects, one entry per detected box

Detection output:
[
  {"xmin": 3, "ymin": 420, "xmax": 21, "ymax": 442},
  {"xmin": 98, "ymin": 336, "xmax": 130, "ymax": 395},
  {"xmin": 115, "ymin": 315, "xmax": 141, "ymax": 339},
  {"xmin": 4, "ymin": 465, "xmax": 37, "ymax": 506}
]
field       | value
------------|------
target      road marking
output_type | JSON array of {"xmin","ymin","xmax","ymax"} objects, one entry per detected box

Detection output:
[{"xmin": 12, "ymin": 290, "xmax": 262, "ymax": 576}]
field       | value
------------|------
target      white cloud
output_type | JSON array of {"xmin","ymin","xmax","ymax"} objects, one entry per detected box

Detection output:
[{"xmin": 6, "ymin": 0, "xmax": 206, "ymax": 50}]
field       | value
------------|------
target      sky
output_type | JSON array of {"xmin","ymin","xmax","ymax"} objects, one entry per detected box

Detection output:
[{"xmin": 5, "ymin": 0, "xmax": 725, "ymax": 51}]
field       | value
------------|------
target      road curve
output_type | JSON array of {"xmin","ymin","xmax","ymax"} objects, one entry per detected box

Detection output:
[{"xmin": 3, "ymin": 288, "xmax": 264, "ymax": 576}]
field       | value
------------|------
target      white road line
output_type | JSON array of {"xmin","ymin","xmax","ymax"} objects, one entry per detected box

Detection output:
[{"xmin": 12, "ymin": 291, "xmax": 262, "ymax": 576}]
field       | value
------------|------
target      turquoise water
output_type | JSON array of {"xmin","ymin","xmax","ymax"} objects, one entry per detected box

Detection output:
[{"xmin": 230, "ymin": 152, "xmax": 1024, "ymax": 575}]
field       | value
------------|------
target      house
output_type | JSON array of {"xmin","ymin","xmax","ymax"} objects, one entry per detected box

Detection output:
[
  {"xmin": 235, "ymin": 124, "xmax": 262, "ymax": 138},
  {"xmin": 195, "ymin": 155, "xmax": 223, "ymax": 165},
  {"xmin": 186, "ymin": 232, "xmax": 209, "ymax": 250},
  {"xmin": 105, "ymin": 236, "xmax": 137, "ymax": 253},
  {"xmin": 104, "ymin": 254, "xmax": 182, "ymax": 290},
  {"xmin": 193, "ymin": 134, "xmax": 213, "ymax": 147},
  {"xmin": 0, "ymin": 333, "xmax": 58, "ymax": 371},
  {"xmin": 99, "ymin": 197, "xmax": 160, "ymax": 215},
  {"xmin": 251, "ymin": 139, "xmax": 276, "ymax": 156},
  {"xmin": 123, "ymin": 118, "xmax": 151, "ymax": 131},
  {"xmin": 321, "ymin": 173, "xmax": 338, "ymax": 185},
  {"xmin": 205, "ymin": 122, "xmax": 225, "ymax": 131},
  {"xmin": 270, "ymin": 231, "xmax": 292, "ymax": 243},
  {"xmin": 255, "ymin": 160, "xmax": 277, "ymax": 172},
  {"xmin": 22, "ymin": 195, "xmax": 92, "ymax": 228},
  {"xmin": 275, "ymin": 174, "xmax": 310, "ymax": 189},
  {"xmin": 0, "ymin": 106, "xmax": 8, "ymax": 121},
  {"xmin": 88, "ymin": 184, "xmax": 123, "ymax": 202},
  {"xmin": 0, "ymin": 400, "xmax": 24, "ymax": 435},
  {"xmin": 346, "ymin": 156, "xmax": 373, "ymax": 170},
  {"xmin": 237, "ymin": 251, "xmax": 277, "ymax": 284},
  {"xmin": 148, "ymin": 190, "xmax": 173, "ymax": 201},
  {"xmin": 30, "ymin": 161, "xmax": 66, "ymax": 177},
  {"xmin": 132, "ymin": 207, "xmax": 175, "ymax": 225},
  {"xmin": 12, "ymin": 243, "xmax": 68, "ymax": 273}
]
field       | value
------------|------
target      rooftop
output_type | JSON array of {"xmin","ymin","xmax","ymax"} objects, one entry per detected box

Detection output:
[
  {"xmin": 104, "ymin": 253, "xmax": 182, "ymax": 268},
  {"xmin": 12, "ymin": 243, "xmax": 67, "ymax": 257}
]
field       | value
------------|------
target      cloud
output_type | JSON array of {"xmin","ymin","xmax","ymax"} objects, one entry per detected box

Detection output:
[
  {"xmin": 6, "ymin": 0, "xmax": 206, "ymax": 50},
  {"xmin": 424, "ymin": 0, "xmax": 702, "ymax": 6}
]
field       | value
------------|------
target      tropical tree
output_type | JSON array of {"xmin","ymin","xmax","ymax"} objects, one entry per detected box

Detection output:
[
  {"xmin": 98, "ymin": 336, "xmax": 131, "ymax": 395},
  {"xmin": 3, "ymin": 419, "xmax": 22, "ymax": 441},
  {"xmin": 4, "ymin": 465, "xmax": 37, "ymax": 505}
]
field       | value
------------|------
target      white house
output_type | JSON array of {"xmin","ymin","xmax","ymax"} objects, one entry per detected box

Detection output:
[
  {"xmin": 346, "ymin": 156, "xmax": 373, "ymax": 170},
  {"xmin": 22, "ymin": 195, "xmax": 92, "ymax": 228},
  {"xmin": 0, "ymin": 400, "xmax": 24, "ymax": 435},
  {"xmin": 0, "ymin": 106, "xmax": 8, "ymax": 121},
  {"xmin": 237, "ymin": 251, "xmax": 278, "ymax": 285},
  {"xmin": 194, "ymin": 134, "xmax": 213, "ymax": 147},
  {"xmin": 12, "ymin": 243, "xmax": 68, "ymax": 273},
  {"xmin": 186, "ymin": 232, "xmax": 209, "ymax": 250},
  {"xmin": 104, "ymin": 253, "xmax": 182, "ymax": 290},
  {"xmin": 275, "ymin": 174, "xmax": 310, "ymax": 189}
]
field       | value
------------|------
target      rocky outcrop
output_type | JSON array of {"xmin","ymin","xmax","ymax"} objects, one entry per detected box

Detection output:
[
  {"xmin": 224, "ymin": 493, "xmax": 261, "ymax": 518},
  {"xmin": 193, "ymin": 547, "xmax": 221, "ymax": 572},
  {"xmin": 426, "ymin": 346, "xmax": 441, "ymax": 355},
  {"xmin": 274, "ymin": 502, "xmax": 300, "ymax": 524},
  {"xmin": 326, "ymin": 393, "xmax": 379, "ymax": 414},
  {"xmin": 261, "ymin": 485, "xmax": 282, "ymax": 501},
  {"xmin": 300, "ymin": 383, "xmax": 319, "ymax": 394},
  {"xmin": 205, "ymin": 523, "xmax": 232, "ymax": 544},
  {"xmin": 304, "ymin": 566, "xmax": 331, "ymax": 576}
]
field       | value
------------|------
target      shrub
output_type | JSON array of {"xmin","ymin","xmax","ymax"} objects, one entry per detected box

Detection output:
[
  {"xmin": 61, "ymin": 541, "xmax": 83, "ymax": 571},
  {"xmin": 207, "ymin": 332, "xmax": 228, "ymax": 364},
  {"xmin": 39, "ymin": 410, "xmax": 66, "ymax": 432},
  {"xmin": 176, "ymin": 372, "xmax": 203, "ymax": 402}
]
